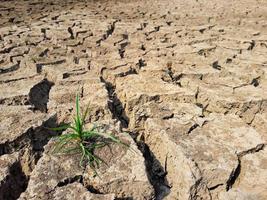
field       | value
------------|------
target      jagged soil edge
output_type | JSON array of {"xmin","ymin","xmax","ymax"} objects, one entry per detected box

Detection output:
[
  {"xmin": 0, "ymin": 114, "xmax": 64, "ymax": 200},
  {"xmin": 0, "ymin": 79, "xmax": 62, "ymax": 200},
  {"xmin": 0, "ymin": 160, "xmax": 28, "ymax": 200},
  {"xmin": 226, "ymin": 143, "xmax": 266, "ymax": 191},
  {"xmin": 100, "ymin": 76, "xmax": 171, "ymax": 199}
]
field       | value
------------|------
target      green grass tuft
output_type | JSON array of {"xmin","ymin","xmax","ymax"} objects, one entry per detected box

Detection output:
[{"xmin": 51, "ymin": 94, "xmax": 128, "ymax": 173}]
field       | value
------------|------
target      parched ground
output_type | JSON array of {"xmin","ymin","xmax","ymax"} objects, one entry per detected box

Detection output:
[{"xmin": 0, "ymin": 0, "xmax": 267, "ymax": 199}]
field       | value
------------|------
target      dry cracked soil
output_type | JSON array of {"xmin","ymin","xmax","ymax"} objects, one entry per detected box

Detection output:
[{"xmin": 0, "ymin": 0, "xmax": 267, "ymax": 199}]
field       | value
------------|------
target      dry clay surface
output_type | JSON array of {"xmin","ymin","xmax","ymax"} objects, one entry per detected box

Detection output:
[{"xmin": 0, "ymin": 0, "xmax": 267, "ymax": 199}]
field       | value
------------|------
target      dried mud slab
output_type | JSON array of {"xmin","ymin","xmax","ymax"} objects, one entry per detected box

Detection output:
[
  {"xmin": 0, "ymin": 106, "xmax": 54, "ymax": 155},
  {"xmin": 0, "ymin": 76, "xmax": 44, "ymax": 107},
  {"xmin": 143, "ymin": 112, "xmax": 266, "ymax": 199},
  {"xmin": 83, "ymin": 129, "xmax": 154, "ymax": 199},
  {"xmin": 19, "ymin": 123, "xmax": 154, "ymax": 200},
  {"xmin": 218, "ymin": 148, "xmax": 267, "ymax": 200},
  {"xmin": 48, "ymin": 71, "xmax": 112, "ymax": 122}
]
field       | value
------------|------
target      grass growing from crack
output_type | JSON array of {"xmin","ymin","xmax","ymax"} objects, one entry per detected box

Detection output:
[{"xmin": 51, "ymin": 94, "xmax": 128, "ymax": 173}]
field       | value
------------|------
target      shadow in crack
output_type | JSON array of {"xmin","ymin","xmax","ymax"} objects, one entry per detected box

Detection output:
[
  {"xmin": 137, "ymin": 140, "xmax": 171, "ymax": 200},
  {"xmin": 0, "ymin": 161, "xmax": 28, "ymax": 200},
  {"xmin": 28, "ymin": 78, "xmax": 54, "ymax": 113},
  {"xmin": 100, "ymin": 77, "xmax": 129, "ymax": 129}
]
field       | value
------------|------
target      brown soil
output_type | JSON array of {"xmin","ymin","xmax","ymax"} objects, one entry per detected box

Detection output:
[{"xmin": 0, "ymin": 0, "xmax": 267, "ymax": 199}]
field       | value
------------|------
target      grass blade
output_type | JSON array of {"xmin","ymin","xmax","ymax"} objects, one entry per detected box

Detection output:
[
  {"xmin": 75, "ymin": 94, "xmax": 81, "ymax": 131},
  {"xmin": 81, "ymin": 103, "xmax": 91, "ymax": 127},
  {"xmin": 51, "ymin": 92, "xmax": 131, "ymax": 173}
]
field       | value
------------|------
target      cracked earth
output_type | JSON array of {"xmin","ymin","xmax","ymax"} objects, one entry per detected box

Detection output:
[{"xmin": 0, "ymin": 0, "xmax": 267, "ymax": 199}]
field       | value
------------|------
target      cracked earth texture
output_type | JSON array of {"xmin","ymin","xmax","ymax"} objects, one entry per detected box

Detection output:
[{"xmin": 0, "ymin": 0, "xmax": 267, "ymax": 199}]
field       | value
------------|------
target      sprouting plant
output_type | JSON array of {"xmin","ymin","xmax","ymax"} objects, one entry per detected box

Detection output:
[{"xmin": 51, "ymin": 94, "xmax": 128, "ymax": 172}]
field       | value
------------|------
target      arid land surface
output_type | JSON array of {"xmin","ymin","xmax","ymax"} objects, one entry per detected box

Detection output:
[{"xmin": 0, "ymin": 0, "xmax": 267, "ymax": 199}]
